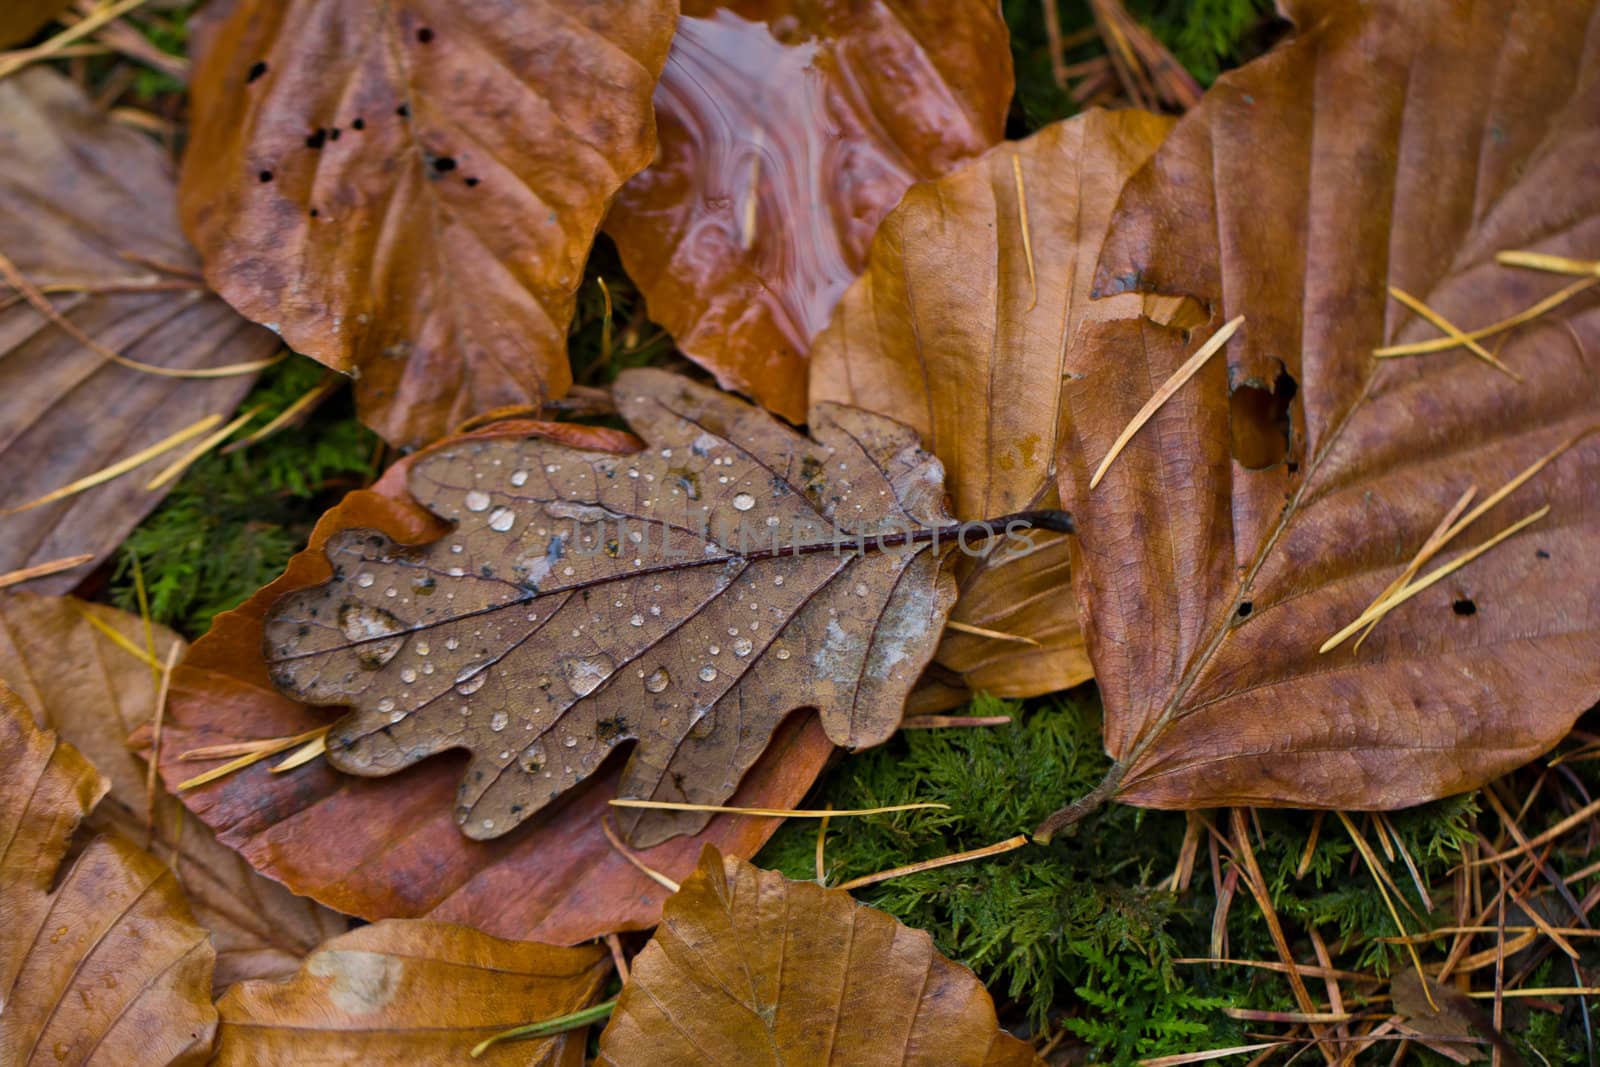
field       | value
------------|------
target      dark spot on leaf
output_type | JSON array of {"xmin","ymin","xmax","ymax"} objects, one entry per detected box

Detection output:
[
  {"xmin": 330, "ymin": 127, "xmax": 342, "ymax": 141},
  {"xmin": 309, "ymin": 208, "xmax": 319, "ymax": 218},
  {"xmin": 596, "ymin": 717, "xmax": 627, "ymax": 742},
  {"xmin": 465, "ymin": 176, "xmax": 480, "ymax": 187},
  {"xmin": 352, "ymin": 117, "xmax": 365, "ymax": 130},
  {"xmin": 258, "ymin": 170, "xmax": 273, "ymax": 182},
  {"xmin": 246, "ymin": 61, "xmax": 268, "ymax": 83},
  {"xmin": 1229, "ymin": 360, "xmax": 1298, "ymax": 469},
  {"xmin": 480, "ymin": 564, "xmax": 494, "ymax": 577},
  {"xmin": 433, "ymin": 156, "xmax": 457, "ymax": 173},
  {"xmin": 1235, "ymin": 600, "xmax": 1253, "ymax": 619},
  {"xmin": 1452, "ymin": 598, "xmax": 1477, "ymax": 616},
  {"xmin": 1536, "ymin": 548, "xmax": 1550, "ymax": 559},
  {"xmin": 305, "ymin": 128, "xmax": 327, "ymax": 149},
  {"xmin": 396, "ymin": 103, "xmax": 410, "ymax": 118},
  {"xmin": 417, "ymin": 27, "xmax": 434, "ymax": 43}
]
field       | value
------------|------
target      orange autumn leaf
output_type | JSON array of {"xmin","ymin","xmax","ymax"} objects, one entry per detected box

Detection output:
[
  {"xmin": 0, "ymin": 685, "xmax": 216, "ymax": 1066},
  {"xmin": 810, "ymin": 108, "xmax": 1176, "ymax": 706},
  {"xmin": 179, "ymin": 0, "xmax": 677, "ymax": 447},
  {"xmin": 140, "ymin": 416, "xmax": 835, "ymax": 944},
  {"xmin": 1040, "ymin": 0, "xmax": 1600, "ymax": 836},
  {"xmin": 605, "ymin": 0, "xmax": 1013, "ymax": 422},
  {"xmin": 596, "ymin": 848, "xmax": 1040, "ymax": 1067},
  {"xmin": 213, "ymin": 920, "xmax": 609, "ymax": 1066}
]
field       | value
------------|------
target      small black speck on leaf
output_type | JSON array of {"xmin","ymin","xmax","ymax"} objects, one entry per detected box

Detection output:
[
  {"xmin": 305, "ymin": 128, "xmax": 327, "ymax": 149},
  {"xmin": 1452, "ymin": 598, "xmax": 1477, "ymax": 616},
  {"xmin": 433, "ymin": 156, "xmax": 457, "ymax": 173},
  {"xmin": 352, "ymin": 117, "xmax": 365, "ymax": 130},
  {"xmin": 258, "ymin": 169, "xmax": 273, "ymax": 182},
  {"xmin": 247, "ymin": 61, "xmax": 268, "ymax": 82},
  {"xmin": 465, "ymin": 176, "xmax": 480, "ymax": 187},
  {"xmin": 396, "ymin": 103, "xmax": 410, "ymax": 117},
  {"xmin": 417, "ymin": 27, "xmax": 434, "ymax": 43}
]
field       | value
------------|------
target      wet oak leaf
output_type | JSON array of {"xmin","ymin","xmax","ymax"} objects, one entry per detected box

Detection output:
[
  {"xmin": 0, "ymin": 593, "xmax": 348, "ymax": 990},
  {"xmin": 0, "ymin": 69, "xmax": 272, "ymax": 590},
  {"xmin": 595, "ymin": 848, "xmax": 1041, "ymax": 1067},
  {"xmin": 811, "ymin": 109, "xmax": 1175, "ymax": 706},
  {"xmin": 0, "ymin": 685, "xmax": 217, "ymax": 1066},
  {"xmin": 264, "ymin": 369, "xmax": 961, "ymax": 844},
  {"xmin": 1045, "ymin": 0, "xmax": 1600, "ymax": 831},
  {"xmin": 179, "ymin": 0, "xmax": 677, "ymax": 447},
  {"xmin": 605, "ymin": 0, "xmax": 1013, "ymax": 422},
  {"xmin": 213, "ymin": 919, "xmax": 609, "ymax": 1066},
  {"xmin": 141, "ymin": 417, "xmax": 835, "ymax": 944}
]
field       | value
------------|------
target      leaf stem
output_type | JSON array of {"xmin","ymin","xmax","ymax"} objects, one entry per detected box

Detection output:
[
  {"xmin": 1033, "ymin": 762, "xmax": 1124, "ymax": 842},
  {"xmin": 468, "ymin": 998, "xmax": 618, "ymax": 1058}
]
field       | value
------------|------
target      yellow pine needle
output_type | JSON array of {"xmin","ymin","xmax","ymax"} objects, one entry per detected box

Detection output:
[
  {"xmin": 1337, "ymin": 811, "xmax": 1436, "ymax": 1012},
  {"xmin": 1174, "ymin": 958, "xmax": 1379, "ymax": 983},
  {"xmin": 145, "ymin": 405, "xmax": 263, "ymax": 490},
  {"xmin": 1353, "ymin": 486, "xmax": 1477, "ymax": 652},
  {"xmin": 943, "ymin": 619, "xmax": 1041, "ymax": 645},
  {"xmin": 0, "ymin": 0, "xmax": 155, "ymax": 80},
  {"xmin": 177, "ymin": 726, "xmax": 328, "ymax": 790},
  {"xmin": 0, "ymin": 553, "xmax": 94, "ymax": 590},
  {"xmin": 178, "ymin": 739, "xmax": 291, "ymax": 761},
  {"xmin": 599, "ymin": 816, "xmax": 679, "ymax": 892},
  {"xmin": 900, "ymin": 714, "xmax": 1013, "ymax": 729},
  {"xmin": 1090, "ymin": 315, "xmax": 1244, "ymax": 489},
  {"xmin": 270, "ymin": 729, "xmax": 330, "ymax": 773},
  {"xmin": 1375, "ymin": 275, "xmax": 1598, "ymax": 357},
  {"xmin": 1466, "ymin": 792, "xmax": 1600, "ymax": 868},
  {"xmin": 144, "ymin": 642, "xmax": 181, "ymax": 850},
  {"xmin": 1295, "ymin": 811, "xmax": 1323, "ymax": 879},
  {"xmin": 1136, "ymin": 1041, "xmax": 1290, "ymax": 1067},
  {"xmin": 1467, "ymin": 986, "xmax": 1600, "ymax": 999},
  {"xmin": 815, "ymin": 805, "xmax": 830, "ymax": 885},
  {"xmin": 226, "ymin": 374, "xmax": 341, "ymax": 451},
  {"xmin": 607, "ymin": 799, "xmax": 946, "ymax": 819},
  {"xmin": 1381, "ymin": 812, "xmax": 1434, "ymax": 912},
  {"xmin": 5, "ymin": 413, "xmax": 222, "ymax": 514},
  {"xmin": 72, "ymin": 603, "xmax": 162, "ymax": 670},
  {"xmin": 130, "ymin": 551, "xmax": 159, "ymax": 690},
  {"xmin": 596, "ymin": 277, "xmax": 614, "ymax": 366},
  {"xmin": 1320, "ymin": 505, "xmax": 1550, "ymax": 653},
  {"xmin": 1495, "ymin": 250, "xmax": 1600, "ymax": 276},
  {"xmin": 1386, "ymin": 287, "xmax": 1522, "ymax": 381},
  {"xmin": 1012, "ymin": 154, "xmax": 1037, "ymax": 311},
  {"xmin": 835, "ymin": 834, "xmax": 1029, "ymax": 892},
  {"xmin": 740, "ymin": 128, "xmax": 763, "ymax": 251}
]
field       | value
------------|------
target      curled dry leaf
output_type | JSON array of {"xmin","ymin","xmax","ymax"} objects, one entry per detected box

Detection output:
[
  {"xmin": 596, "ymin": 847, "xmax": 1041, "ymax": 1067},
  {"xmin": 179, "ymin": 0, "xmax": 676, "ymax": 447},
  {"xmin": 142, "ymin": 416, "xmax": 835, "ymax": 944},
  {"xmin": 0, "ymin": 593, "xmax": 348, "ymax": 989},
  {"xmin": 1044, "ymin": 0, "xmax": 1600, "ymax": 833},
  {"xmin": 213, "ymin": 919, "xmax": 609, "ymax": 1066},
  {"xmin": 605, "ymin": 0, "xmax": 1013, "ymax": 422},
  {"xmin": 811, "ymin": 109, "xmax": 1176, "ymax": 707},
  {"xmin": 0, "ymin": 685, "xmax": 217, "ymax": 1066},
  {"xmin": 0, "ymin": 69, "xmax": 272, "ymax": 590},
  {"xmin": 264, "ymin": 368, "xmax": 962, "ymax": 844}
]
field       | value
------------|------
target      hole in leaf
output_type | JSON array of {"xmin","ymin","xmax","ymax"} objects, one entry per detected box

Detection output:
[
  {"xmin": 433, "ymin": 156, "xmax": 457, "ymax": 173},
  {"xmin": 352, "ymin": 117, "xmax": 365, "ymax": 130},
  {"xmin": 1229, "ymin": 360, "xmax": 1298, "ymax": 470},
  {"xmin": 258, "ymin": 170, "xmax": 273, "ymax": 182},
  {"xmin": 309, "ymin": 208, "xmax": 319, "ymax": 218},
  {"xmin": 417, "ymin": 27, "xmax": 434, "ymax": 43},
  {"xmin": 1452, "ymin": 598, "xmax": 1477, "ymax": 616},
  {"xmin": 305, "ymin": 128, "xmax": 327, "ymax": 149},
  {"xmin": 1235, "ymin": 600, "xmax": 1253, "ymax": 619},
  {"xmin": 396, "ymin": 104, "xmax": 410, "ymax": 117},
  {"xmin": 246, "ymin": 61, "xmax": 268, "ymax": 83},
  {"xmin": 465, "ymin": 176, "xmax": 480, "ymax": 187}
]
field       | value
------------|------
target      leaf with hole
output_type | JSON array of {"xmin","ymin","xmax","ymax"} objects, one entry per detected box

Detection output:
[
  {"xmin": 179, "ymin": 0, "xmax": 676, "ymax": 447},
  {"xmin": 595, "ymin": 847, "xmax": 1040, "ymax": 1066},
  {"xmin": 0, "ymin": 685, "xmax": 217, "ymax": 1066},
  {"xmin": 263, "ymin": 369, "xmax": 978, "ymax": 845},
  {"xmin": 1039, "ymin": 0, "xmax": 1600, "ymax": 837},
  {"xmin": 605, "ymin": 0, "xmax": 1012, "ymax": 422},
  {"xmin": 141, "ymin": 416, "xmax": 835, "ymax": 944}
]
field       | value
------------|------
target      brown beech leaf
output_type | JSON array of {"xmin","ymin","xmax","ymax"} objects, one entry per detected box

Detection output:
[
  {"xmin": 0, "ymin": 593, "xmax": 348, "ymax": 990},
  {"xmin": 264, "ymin": 368, "xmax": 967, "ymax": 844},
  {"xmin": 811, "ymin": 109, "xmax": 1175, "ymax": 707},
  {"xmin": 1042, "ymin": 0, "xmax": 1600, "ymax": 835},
  {"xmin": 213, "ymin": 919, "xmax": 609, "ymax": 1066},
  {"xmin": 0, "ymin": 69, "xmax": 272, "ymax": 590},
  {"xmin": 596, "ymin": 848, "xmax": 1040, "ymax": 1067},
  {"xmin": 604, "ymin": 0, "xmax": 1013, "ymax": 422},
  {"xmin": 142, "ymin": 416, "xmax": 836, "ymax": 944},
  {"xmin": 0, "ymin": 685, "xmax": 217, "ymax": 1066},
  {"xmin": 179, "ymin": 0, "xmax": 677, "ymax": 448}
]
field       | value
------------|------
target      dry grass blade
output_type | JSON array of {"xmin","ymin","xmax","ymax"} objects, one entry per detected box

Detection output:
[
  {"xmin": 834, "ymin": 834, "xmax": 1029, "ymax": 892},
  {"xmin": 225, "ymin": 373, "xmax": 341, "ymax": 451},
  {"xmin": 0, "ymin": 0, "xmax": 153, "ymax": 80},
  {"xmin": 599, "ymin": 816, "xmax": 679, "ymax": 893},
  {"xmin": 1495, "ymin": 250, "xmax": 1600, "ymax": 276},
  {"xmin": 1137, "ymin": 1041, "xmax": 1289, "ymax": 1067},
  {"xmin": 4, "ymin": 413, "xmax": 222, "ymax": 514},
  {"xmin": 269, "ymin": 730, "xmax": 328, "ymax": 774},
  {"xmin": 944, "ymin": 619, "xmax": 1042, "ymax": 646},
  {"xmin": 1012, "ymin": 154, "xmax": 1037, "ymax": 310},
  {"xmin": 900, "ymin": 714, "xmax": 1013, "ymax": 729},
  {"xmin": 1386, "ymin": 287, "xmax": 1522, "ymax": 380},
  {"xmin": 1353, "ymin": 486, "xmax": 1476, "ymax": 651},
  {"xmin": 0, "ymin": 553, "xmax": 94, "ymax": 590},
  {"xmin": 143, "ymin": 641, "xmax": 181, "ymax": 849},
  {"xmin": 145, "ymin": 404, "xmax": 263, "ymax": 489},
  {"xmin": 1466, "ymin": 792, "xmax": 1600, "ymax": 868},
  {"xmin": 1089, "ymin": 315, "xmax": 1243, "ymax": 489},
  {"xmin": 1336, "ymin": 811, "xmax": 1436, "ymax": 1011},
  {"xmin": 1375, "ymin": 275, "xmax": 1598, "ymax": 357},
  {"xmin": 71, "ymin": 601, "xmax": 161, "ymax": 669},
  {"xmin": 177, "ymin": 726, "xmax": 328, "ymax": 790},
  {"xmin": 607, "ymin": 799, "xmax": 946, "ymax": 819},
  {"xmin": 1320, "ymin": 506, "xmax": 1551, "ymax": 652},
  {"xmin": 1174, "ymin": 958, "xmax": 1380, "ymax": 983}
]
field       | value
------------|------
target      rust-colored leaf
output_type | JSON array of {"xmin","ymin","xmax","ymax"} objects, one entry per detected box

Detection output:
[
  {"xmin": 0, "ymin": 593, "xmax": 348, "ymax": 990},
  {"xmin": 595, "ymin": 847, "xmax": 1040, "ymax": 1066},
  {"xmin": 142, "ymin": 416, "xmax": 836, "ymax": 944},
  {"xmin": 0, "ymin": 684, "xmax": 217, "ymax": 1066},
  {"xmin": 179, "ymin": 0, "xmax": 677, "ymax": 447},
  {"xmin": 605, "ymin": 0, "xmax": 1013, "ymax": 422},
  {"xmin": 1043, "ymin": 0, "xmax": 1600, "ymax": 833},
  {"xmin": 264, "ymin": 369, "xmax": 963, "ymax": 844},
  {"xmin": 213, "ymin": 919, "xmax": 609, "ymax": 1066},
  {"xmin": 811, "ymin": 110, "xmax": 1175, "ymax": 705},
  {"xmin": 0, "ymin": 69, "xmax": 271, "ymax": 590}
]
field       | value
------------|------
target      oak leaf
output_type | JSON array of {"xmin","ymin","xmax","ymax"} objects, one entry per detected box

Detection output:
[
  {"xmin": 142, "ymin": 417, "xmax": 835, "ymax": 944},
  {"xmin": 179, "ymin": 0, "xmax": 677, "ymax": 447},
  {"xmin": 605, "ymin": 0, "xmax": 1013, "ymax": 422},
  {"xmin": 0, "ymin": 684, "xmax": 217, "ymax": 1066},
  {"xmin": 0, "ymin": 69, "xmax": 272, "ymax": 590},
  {"xmin": 0, "ymin": 593, "xmax": 348, "ymax": 990},
  {"xmin": 213, "ymin": 919, "xmax": 609, "ymax": 1066},
  {"xmin": 1041, "ymin": 0, "xmax": 1600, "ymax": 835},
  {"xmin": 595, "ymin": 848, "xmax": 1040, "ymax": 1067},
  {"xmin": 811, "ymin": 109, "xmax": 1175, "ymax": 707},
  {"xmin": 264, "ymin": 369, "xmax": 962, "ymax": 843}
]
